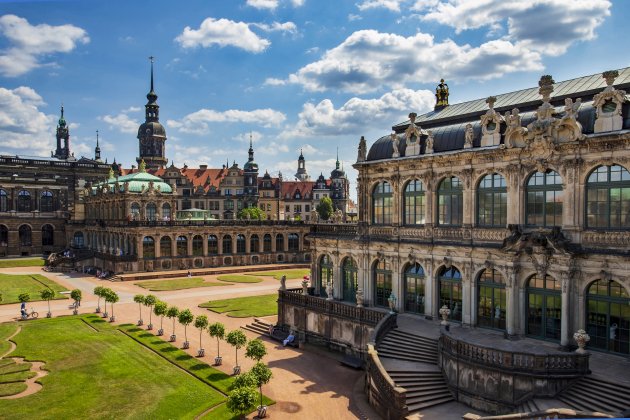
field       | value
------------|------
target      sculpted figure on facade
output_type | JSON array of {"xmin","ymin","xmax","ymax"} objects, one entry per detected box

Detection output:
[
  {"xmin": 527, "ymin": 75, "xmax": 557, "ymax": 145},
  {"xmin": 391, "ymin": 132, "xmax": 400, "ymax": 158},
  {"xmin": 556, "ymin": 97, "xmax": 583, "ymax": 143},
  {"xmin": 593, "ymin": 70, "xmax": 626, "ymax": 133},
  {"xmin": 480, "ymin": 96, "xmax": 504, "ymax": 147},
  {"xmin": 405, "ymin": 112, "xmax": 421, "ymax": 156},
  {"xmin": 464, "ymin": 123, "xmax": 474, "ymax": 149},
  {"xmin": 504, "ymin": 108, "xmax": 527, "ymax": 148},
  {"xmin": 425, "ymin": 130, "xmax": 434, "ymax": 154}
]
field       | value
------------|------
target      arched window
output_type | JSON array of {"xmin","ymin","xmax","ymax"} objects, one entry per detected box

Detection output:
[
  {"xmin": 526, "ymin": 170, "xmax": 563, "ymax": 227},
  {"xmin": 477, "ymin": 173, "xmax": 507, "ymax": 227},
  {"xmin": 0, "ymin": 225, "xmax": 7, "ymax": 247},
  {"xmin": 438, "ymin": 266, "xmax": 462, "ymax": 322},
  {"xmin": 207, "ymin": 235, "xmax": 218, "ymax": 255},
  {"xmin": 73, "ymin": 231, "xmax": 84, "ymax": 248},
  {"xmin": 17, "ymin": 190, "xmax": 31, "ymax": 212},
  {"xmin": 276, "ymin": 234, "xmax": 284, "ymax": 252},
  {"xmin": 288, "ymin": 233, "xmax": 299, "ymax": 251},
  {"xmin": 42, "ymin": 224, "xmax": 54, "ymax": 246},
  {"xmin": 586, "ymin": 279, "xmax": 629, "ymax": 355},
  {"xmin": 373, "ymin": 259, "xmax": 392, "ymax": 307},
  {"xmin": 586, "ymin": 165, "xmax": 630, "ymax": 229},
  {"xmin": 477, "ymin": 269, "xmax": 506, "ymax": 330},
  {"xmin": 372, "ymin": 181, "xmax": 393, "ymax": 224},
  {"xmin": 404, "ymin": 263, "xmax": 425, "ymax": 315},
  {"xmin": 160, "ymin": 236, "xmax": 172, "ymax": 257},
  {"xmin": 130, "ymin": 202, "xmax": 140, "ymax": 220},
  {"xmin": 176, "ymin": 235, "xmax": 188, "ymax": 257},
  {"xmin": 146, "ymin": 203, "xmax": 157, "ymax": 221},
  {"xmin": 192, "ymin": 235, "xmax": 203, "ymax": 256},
  {"xmin": 143, "ymin": 236, "xmax": 155, "ymax": 258},
  {"xmin": 236, "ymin": 234, "xmax": 246, "ymax": 254},
  {"xmin": 319, "ymin": 254, "xmax": 333, "ymax": 297},
  {"xmin": 526, "ymin": 274, "xmax": 561, "ymax": 340},
  {"xmin": 263, "ymin": 234, "xmax": 272, "ymax": 252},
  {"xmin": 40, "ymin": 191, "xmax": 54, "ymax": 212},
  {"xmin": 438, "ymin": 177, "xmax": 463, "ymax": 226},
  {"xmin": 222, "ymin": 235, "xmax": 232, "ymax": 254},
  {"xmin": 19, "ymin": 225, "xmax": 31, "ymax": 246},
  {"xmin": 250, "ymin": 234, "xmax": 259, "ymax": 253},
  {"xmin": 404, "ymin": 180, "xmax": 426, "ymax": 225},
  {"xmin": 0, "ymin": 189, "xmax": 8, "ymax": 212},
  {"xmin": 341, "ymin": 257, "xmax": 358, "ymax": 302},
  {"xmin": 162, "ymin": 203, "xmax": 171, "ymax": 221}
]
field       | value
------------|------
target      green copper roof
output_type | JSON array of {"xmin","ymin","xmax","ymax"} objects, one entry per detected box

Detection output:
[{"xmin": 95, "ymin": 170, "xmax": 172, "ymax": 194}]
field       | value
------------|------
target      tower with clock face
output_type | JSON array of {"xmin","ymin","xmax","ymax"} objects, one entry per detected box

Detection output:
[{"xmin": 136, "ymin": 57, "xmax": 167, "ymax": 169}]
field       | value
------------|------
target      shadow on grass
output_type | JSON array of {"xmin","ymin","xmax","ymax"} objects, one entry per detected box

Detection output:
[
  {"xmin": 151, "ymin": 340, "xmax": 164, "ymax": 345},
  {"xmin": 176, "ymin": 354, "xmax": 193, "ymax": 361},
  {"xmin": 127, "ymin": 328, "xmax": 142, "ymax": 333},
  {"xmin": 138, "ymin": 333, "xmax": 153, "ymax": 338},
  {"xmin": 160, "ymin": 347, "xmax": 177, "ymax": 353},
  {"xmin": 90, "ymin": 319, "xmax": 106, "ymax": 324},
  {"xmin": 119, "ymin": 323, "xmax": 134, "ymax": 327},
  {"xmin": 189, "ymin": 364, "xmax": 211, "ymax": 372}
]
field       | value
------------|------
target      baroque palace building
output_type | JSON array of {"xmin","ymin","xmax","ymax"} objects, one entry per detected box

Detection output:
[{"xmin": 309, "ymin": 69, "xmax": 630, "ymax": 356}]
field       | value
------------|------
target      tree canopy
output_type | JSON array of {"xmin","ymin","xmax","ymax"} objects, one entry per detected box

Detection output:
[{"xmin": 316, "ymin": 196, "xmax": 334, "ymax": 221}]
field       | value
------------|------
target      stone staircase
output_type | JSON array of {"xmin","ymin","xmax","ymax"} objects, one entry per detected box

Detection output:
[
  {"xmin": 558, "ymin": 376, "xmax": 630, "ymax": 416},
  {"xmin": 389, "ymin": 370, "xmax": 455, "ymax": 413},
  {"xmin": 241, "ymin": 318, "xmax": 273, "ymax": 337},
  {"xmin": 377, "ymin": 329, "xmax": 439, "ymax": 365}
]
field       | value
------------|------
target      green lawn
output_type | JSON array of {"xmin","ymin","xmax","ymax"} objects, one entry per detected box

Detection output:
[
  {"xmin": 135, "ymin": 277, "xmax": 229, "ymax": 291},
  {"xmin": 199, "ymin": 294, "xmax": 278, "ymax": 318},
  {"xmin": 246, "ymin": 268, "xmax": 310, "ymax": 280},
  {"xmin": 0, "ymin": 323, "xmax": 16, "ymax": 357},
  {"xmin": 0, "ymin": 315, "xmax": 225, "ymax": 419},
  {"xmin": 216, "ymin": 274, "xmax": 263, "ymax": 283},
  {"xmin": 0, "ymin": 258, "xmax": 45, "ymax": 268},
  {"xmin": 0, "ymin": 274, "xmax": 68, "ymax": 305}
]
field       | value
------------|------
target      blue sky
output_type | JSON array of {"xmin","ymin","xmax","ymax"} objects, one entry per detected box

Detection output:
[{"xmin": 0, "ymin": 0, "xmax": 627, "ymax": 199}]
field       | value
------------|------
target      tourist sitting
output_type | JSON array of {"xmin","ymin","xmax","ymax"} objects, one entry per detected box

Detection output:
[{"xmin": 283, "ymin": 331, "xmax": 295, "ymax": 346}]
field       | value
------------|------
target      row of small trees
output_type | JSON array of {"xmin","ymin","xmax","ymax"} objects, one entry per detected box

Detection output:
[
  {"xmin": 93, "ymin": 286, "xmax": 120, "ymax": 321},
  {"xmin": 17, "ymin": 288, "xmax": 83, "ymax": 319}
]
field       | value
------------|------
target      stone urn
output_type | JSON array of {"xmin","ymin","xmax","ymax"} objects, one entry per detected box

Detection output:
[
  {"xmin": 73, "ymin": 309, "xmax": 78, "ymax": 315},
  {"xmin": 147, "ymin": 323, "xmax": 153, "ymax": 331},
  {"xmin": 109, "ymin": 315, "xmax": 116, "ymax": 323},
  {"xmin": 257, "ymin": 405, "xmax": 268, "ymax": 418},
  {"xmin": 102, "ymin": 312, "xmax": 108, "ymax": 319},
  {"xmin": 197, "ymin": 348, "xmax": 205, "ymax": 357},
  {"xmin": 279, "ymin": 275, "xmax": 287, "ymax": 291},
  {"xmin": 387, "ymin": 292, "xmax": 397, "ymax": 314},
  {"xmin": 574, "ymin": 329, "xmax": 590, "ymax": 354},
  {"xmin": 215, "ymin": 356, "xmax": 223, "ymax": 366},
  {"xmin": 182, "ymin": 341, "xmax": 190, "ymax": 349},
  {"xmin": 157, "ymin": 328, "xmax": 164, "ymax": 336},
  {"xmin": 233, "ymin": 365, "xmax": 241, "ymax": 375},
  {"xmin": 439, "ymin": 305, "xmax": 451, "ymax": 326},
  {"xmin": 46, "ymin": 312, "xmax": 52, "ymax": 318},
  {"xmin": 95, "ymin": 306, "xmax": 101, "ymax": 314},
  {"xmin": 301, "ymin": 280, "xmax": 309, "ymax": 295},
  {"xmin": 326, "ymin": 282, "xmax": 334, "ymax": 301},
  {"xmin": 169, "ymin": 334, "xmax": 176, "ymax": 342},
  {"xmin": 137, "ymin": 319, "xmax": 143, "ymax": 326},
  {"xmin": 356, "ymin": 288, "xmax": 364, "ymax": 308}
]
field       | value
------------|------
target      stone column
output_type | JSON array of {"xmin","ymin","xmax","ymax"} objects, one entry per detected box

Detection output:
[
  {"xmin": 187, "ymin": 235, "xmax": 193, "ymax": 256},
  {"xmin": 425, "ymin": 189, "xmax": 434, "ymax": 228},
  {"xmin": 507, "ymin": 172, "xmax": 520, "ymax": 225},
  {"xmin": 271, "ymin": 233, "xmax": 276, "ymax": 252},
  {"xmin": 245, "ymin": 235, "xmax": 251, "ymax": 255},
  {"xmin": 202, "ymin": 235, "xmax": 208, "ymax": 256},
  {"xmin": 560, "ymin": 273, "xmax": 570, "ymax": 347},
  {"xmin": 392, "ymin": 256, "xmax": 402, "ymax": 313},
  {"xmin": 424, "ymin": 259, "xmax": 433, "ymax": 319},
  {"xmin": 462, "ymin": 176, "xmax": 473, "ymax": 227},
  {"xmin": 155, "ymin": 236, "xmax": 161, "ymax": 258},
  {"xmin": 506, "ymin": 267, "xmax": 517, "ymax": 336},
  {"xmin": 462, "ymin": 264, "xmax": 472, "ymax": 325},
  {"xmin": 171, "ymin": 236, "xmax": 177, "ymax": 257},
  {"xmin": 519, "ymin": 286, "xmax": 526, "ymax": 334},
  {"xmin": 137, "ymin": 236, "xmax": 143, "ymax": 258}
]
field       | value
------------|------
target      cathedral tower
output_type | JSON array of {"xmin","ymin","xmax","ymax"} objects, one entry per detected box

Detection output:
[
  {"xmin": 295, "ymin": 149, "xmax": 310, "ymax": 181},
  {"xmin": 136, "ymin": 57, "xmax": 167, "ymax": 169},
  {"xmin": 54, "ymin": 106, "xmax": 70, "ymax": 160}
]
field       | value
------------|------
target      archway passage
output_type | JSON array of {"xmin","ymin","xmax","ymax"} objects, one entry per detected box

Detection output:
[
  {"xmin": 586, "ymin": 279, "xmax": 630, "ymax": 355},
  {"xmin": 341, "ymin": 257, "xmax": 358, "ymax": 302},
  {"xmin": 438, "ymin": 266, "xmax": 462, "ymax": 322},
  {"xmin": 526, "ymin": 274, "xmax": 561, "ymax": 341},
  {"xmin": 404, "ymin": 263, "xmax": 425, "ymax": 315}
]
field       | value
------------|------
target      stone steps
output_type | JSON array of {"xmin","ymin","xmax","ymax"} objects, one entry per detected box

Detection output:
[
  {"xmin": 558, "ymin": 376, "xmax": 630, "ymax": 415},
  {"xmin": 515, "ymin": 398, "xmax": 540, "ymax": 414},
  {"xmin": 241, "ymin": 318, "xmax": 272, "ymax": 337},
  {"xmin": 377, "ymin": 329, "xmax": 439, "ymax": 365}
]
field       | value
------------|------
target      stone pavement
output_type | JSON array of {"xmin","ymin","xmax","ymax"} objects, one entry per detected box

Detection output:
[{"xmin": 0, "ymin": 266, "xmax": 372, "ymax": 419}]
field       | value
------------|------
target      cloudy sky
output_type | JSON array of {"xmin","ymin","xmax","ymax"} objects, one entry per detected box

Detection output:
[{"xmin": 0, "ymin": 0, "xmax": 626, "ymax": 198}]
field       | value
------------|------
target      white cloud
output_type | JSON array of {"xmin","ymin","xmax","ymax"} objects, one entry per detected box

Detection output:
[
  {"xmin": 286, "ymin": 88, "xmax": 435, "ymax": 138},
  {"xmin": 233, "ymin": 131, "xmax": 264, "ymax": 143},
  {"xmin": 275, "ymin": 158, "xmax": 338, "ymax": 181},
  {"xmin": 100, "ymin": 111, "xmax": 140, "ymax": 134},
  {"xmin": 357, "ymin": 0, "xmax": 407, "ymax": 12},
  {"xmin": 123, "ymin": 106, "xmax": 142, "ymax": 113},
  {"xmin": 258, "ymin": 141, "xmax": 290, "ymax": 156},
  {"xmin": 247, "ymin": 0, "xmax": 279, "ymax": 10},
  {"xmin": 0, "ymin": 14, "xmax": 89, "ymax": 77},
  {"xmin": 167, "ymin": 108, "xmax": 286, "ymax": 134},
  {"xmin": 291, "ymin": 0, "xmax": 305, "ymax": 5},
  {"xmin": 252, "ymin": 21, "xmax": 297, "ymax": 34},
  {"xmin": 264, "ymin": 77, "xmax": 288, "ymax": 86},
  {"xmin": 175, "ymin": 17, "xmax": 270, "ymax": 53},
  {"xmin": 348, "ymin": 14, "xmax": 363, "ymax": 21},
  {"xmin": 300, "ymin": 144, "xmax": 319, "ymax": 155},
  {"xmin": 280, "ymin": 29, "xmax": 542, "ymax": 93}
]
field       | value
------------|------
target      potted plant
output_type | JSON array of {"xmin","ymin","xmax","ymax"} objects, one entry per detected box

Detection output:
[
  {"xmin": 133, "ymin": 294, "xmax": 145, "ymax": 326},
  {"xmin": 144, "ymin": 294, "xmax": 157, "ymax": 330},
  {"xmin": 93, "ymin": 286, "xmax": 104, "ymax": 313},
  {"xmin": 153, "ymin": 300, "xmax": 167, "ymax": 336},
  {"xmin": 208, "ymin": 322, "xmax": 225, "ymax": 365},
  {"xmin": 194, "ymin": 315, "xmax": 209, "ymax": 357},
  {"xmin": 40, "ymin": 289, "xmax": 55, "ymax": 318},
  {"xmin": 226, "ymin": 386, "xmax": 258, "ymax": 420},
  {"xmin": 166, "ymin": 306, "xmax": 179, "ymax": 342},
  {"xmin": 178, "ymin": 309, "xmax": 194, "ymax": 349},
  {"xmin": 250, "ymin": 362, "xmax": 273, "ymax": 418},
  {"xmin": 106, "ymin": 289, "xmax": 119, "ymax": 322},
  {"xmin": 226, "ymin": 330, "xmax": 247, "ymax": 375},
  {"xmin": 70, "ymin": 289, "xmax": 82, "ymax": 315}
]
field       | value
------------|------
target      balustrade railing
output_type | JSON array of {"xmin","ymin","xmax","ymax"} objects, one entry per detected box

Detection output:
[
  {"xmin": 84, "ymin": 219, "xmax": 306, "ymax": 228},
  {"xmin": 310, "ymin": 224, "xmax": 358, "ymax": 237}
]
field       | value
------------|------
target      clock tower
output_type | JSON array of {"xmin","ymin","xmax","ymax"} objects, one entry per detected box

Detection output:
[{"xmin": 136, "ymin": 57, "xmax": 167, "ymax": 169}]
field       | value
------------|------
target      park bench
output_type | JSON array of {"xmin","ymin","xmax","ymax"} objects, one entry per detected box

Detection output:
[{"xmin": 268, "ymin": 326, "xmax": 299, "ymax": 348}]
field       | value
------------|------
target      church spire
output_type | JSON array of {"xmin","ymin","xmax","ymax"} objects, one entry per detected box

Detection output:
[
  {"xmin": 94, "ymin": 130, "xmax": 101, "ymax": 161},
  {"xmin": 248, "ymin": 132, "xmax": 254, "ymax": 162},
  {"xmin": 54, "ymin": 105, "xmax": 70, "ymax": 159},
  {"xmin": 336, "ymin": 147, "xmax": 340, "ymax": 169},
  {"xmin": 137, "ymin": 56, "xmax": 167, "ymax": 169}
]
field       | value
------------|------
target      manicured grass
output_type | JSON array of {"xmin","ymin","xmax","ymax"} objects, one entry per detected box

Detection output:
[
  {"xmin": 199, "ymin": 294, "xmax": 278, "ymax": 318},
  {"xmin": 0, "ymin": 315, "xmax": 225, "ymax": 419},
  {"xmin": 0, "ymin": 323, "xmax": 16, "ymax": 357},
  {"xmin": 0, "ymin": 274, "xmax": 68, "ymax": 305},
  {"xmin": 0, "ymin": 258, "xmax": 45, "ymax": 268},
  {"xmin": 246, "ymin": 268, "xmax": 311, "ymax": 280},
  {"xmin": 0, "ymin": 382, "xmax": 26, "ymax": 397},
  {"xmin": 216, "ymin": 274, "xmax": 263, "ymax": 284},
  {"xmin": 134, "ymin": 277, "xmax": 228, "ymax": 291}
]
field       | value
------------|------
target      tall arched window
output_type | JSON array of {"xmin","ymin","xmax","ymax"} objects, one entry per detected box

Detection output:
[
  {"xmin": 404, "ymin": 263, "xmax": 425, "ymax": 315},
  {"xmin": 176, "ymin": 235, "xmax": 188, "ymax": 257},
  {"xmin": 19, "ymin": 225, "xmax": 31, "ymax": 246},
  {"xmin": 146, "ymin": 203, "xmax": 157, "ymax": 221},
  {"xmin": 319, "ymin": 254, "xmax": 333, "ymax": 297},
  {"xmin": 130, "ymin": 202, "xmax": 140, "ymax": 220},
  {"xmin": 0, "ymin": 225, "xmax": 8, "ymax": 247},
  {"xmin": 276, "ymin": 234, "xmax": 284, "ymax": 252},
  {"xmin": 73, "ymin": 231, "xmax": 84, "ymax": 248},
  {"xmin": 477, "ymin": 173, "xmax": 507, "ymax": 227},
  {"xmin": 477, "ymin": 268, "xmax": 506, "ymax": 330},
  {"xmin": 222, "ymin": 235, "xmax": 232, "ymax": 254},
  {"xmin": 526, "ymin": 170, "xmax": 563, "ymax": 227},
  {"xmin": 341, "ymin": 257, "xmax": 358, "ymax": 302},
  {"xmin": 288, "ymin": 233, "xmax": 299, "ymax": 251},
  {"xmin": 40, "ymin": 191, "xmax": 54, "ymax": 212},
  {"xmin": 404, "ymin": 180, "xmax": 426, "ymax": 225},
  {"xmin": 372, "ymin": 181, "xmax": 393, "ymax": 224},
  {"xmin": 236, "ymin": 234, "xmax": 246, "ymax": 254},
  {"xmin": 207, "ymin": 235, "xmax": 218, "ymax": 255},
  {"xmin": 17, "ymin": 190, "xmax": 31, "ymax": 212},
  {"xmin": 42, "ymin": 224, "xmax": 54, "ymax": 246},
  {"xmin": 586, "ymin": 279, "xmax": 629, "ymax": 355},
  {"xmin": 586, "ymin": 165, "xmax": 630, "ymax": 229},
  {"xmin": 263, "ymin": 234, "xmax": 272, "ymax": 252},
  {"xmin": 373, "ymin": 259, "xmax": 392, "ymax": 307},
  {"xmin": 250, "ymin": 234, "xmax": 259, "ymax": 253},
  {"xmin": 438, "ymin": 177, "xmax": 463, "ymax": 226},
  {"xmin": 143, "ymin": 236, "xmax": 155, "ymax": 258},
  {"xmin": 162, "ymin": 203, "xmax": 171, "ymax": 220},
  {"xmin": 0, "ymin": 189, "xmax": 8, "ymax": 212},
  {"xmin": 192, "ymin": 235, "xmax": 203, "ymax": 256},
  {"xmin": 526, "ymin": 274, "xmax": 561, "ymax": 340},
  {"xmin": 438, "ymin": 266, "xmax": 462, "ymax": 322},
  {"xmin": 160, "ymin": 236, "xmax": 172, "ymax": 257}
]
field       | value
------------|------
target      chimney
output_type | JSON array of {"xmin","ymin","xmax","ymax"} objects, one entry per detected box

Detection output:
[{"xmin": 199, "ymin": 164, "xmax": 208, "ymax": 170}]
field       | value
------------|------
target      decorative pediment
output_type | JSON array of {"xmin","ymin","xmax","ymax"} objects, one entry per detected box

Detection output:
[
  {"xmin": 526, "ymin": 76, "xmax": 557, "ymax": 145},
  {"xmin": 405, "ymin": 113, "xmax": 421, "ymax": 156},
  {"xmin": 504, "ymin": 108, "xmax": 527, "ymax": 148},
  {"xmin": 480, "ymin": 96, "xmax": 504, "ymax": 147},
  {"xmin": 593, "ymin": 70, "xmax": 626, "ymax": 133},
  {"xmin": 555, "ymin": 97, "xmax": 583, "ymax": 143}
]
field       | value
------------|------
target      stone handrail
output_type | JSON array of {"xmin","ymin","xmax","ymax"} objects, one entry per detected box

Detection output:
[
  {"xmin": 93, "ymin": 252, "xmax": 138, "ymax": 262},
  {"xmin": 366, "ymin": 344, "xmax": 408, "ymax": 420},
  {"xmin": 0, "ymin": 156, "xmax": 110, "ymax": 170},
  {"xmin": 463, "ymin": 408, "xmax": 613, "ymax": 419},
  {"xmin": 439, "ymin": 334, "xmax": 590, "ymax": 375},
  {"xmin": 368, "ymin": 312, "xmax": 397, "ymax": 346},
  {"xmin": 83, "ymin": 219, "xmax": 306, "ymax": 228},
  {"xmin": 310, "ymin": 224, "xmax": 358, "ymax": 237}
]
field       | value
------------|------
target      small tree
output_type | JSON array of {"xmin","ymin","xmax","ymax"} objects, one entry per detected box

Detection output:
[
  {"xmin": 93, "ymin": 286, "xmax": 104, "ymax": 313},
  {"xmin": 144, "ymin": 294, "xmax": 157, "ymax": 329},
  {"xmin": 194, "ymin": 315, "xmax": 209, "ymax": 356},
  {"xmin": 245, "ymin": 339, "xmax": 267, "ymax": 363},
  {"xmin": 18, "ymin": 293, "xmax": 30, "ymax": 304},
  {"xmin": 133, "ymin": 294, "xmax": 145, "ymax": 325},
  {"xmin": 316, "ymin": 196, "xmax": 334, "ymax": 221},
  {"xmin": 226, "ymin": 386, "xmax": 258, "ymax": 420},
  {"xmin": 105, "ymin": 289, "xmax": 119, "ymax": 322},
  {"xmin": 237, "ymin": 207, "xmax": 267, "ymax": 220},
  {"xmin": 70, "ymin": 289, "xmax": 82, "ymax": 314},
  {"xmin": 226, "ymin": 330, "xmax": 247, "ymax": 374},
  {"xmin": 250, "ymin": 362, "xmax": 273, "ymax": 414},
  {"xmin": 40, "ymin": 289, "xmax": 55, "ymax": 317},
  {"xmin": 208, "ymin": 322, "xmax": 226, "ymax": 365},
  {"xmin": 166, "ymin": 306, "xmax": 179, "ymax": 341},
  {"xmin": 230, "ymin": 371, "xmax": 257, "ymax": 391},
  {"xmin": 153, "ymin": 301, "xmax": 168, "ymax": 335},
  {"xmin": 178, "ymin": 309, "xmax": 194, "ymax": 348}
]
